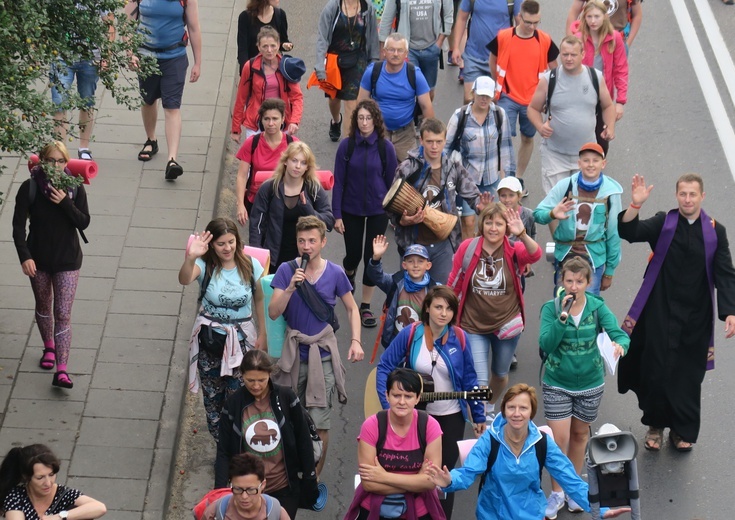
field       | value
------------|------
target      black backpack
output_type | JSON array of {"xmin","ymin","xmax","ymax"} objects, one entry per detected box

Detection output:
[
  {"xmin": 370, "ymin": 61, "xmax": 423, "ymax": 122},
  {"xmin": 545, "ymin": 65, "xmax": 601, "ymax": 118},
  {"xmin": 478, "ymin": 431, "xmax": 547, "ymax": 491},
  {"xmin": 376, "ymin": 409, "xmax": 429, "ymax": 454}
]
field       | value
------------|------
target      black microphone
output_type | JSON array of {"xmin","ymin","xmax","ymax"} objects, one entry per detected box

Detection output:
[
  {"xmin": 559, "ymin": 294, "xmax": 576, "ymax": 324},
  {"xmin": 295, "ymin": 253, "xmax": 310, "ymax": 287}
]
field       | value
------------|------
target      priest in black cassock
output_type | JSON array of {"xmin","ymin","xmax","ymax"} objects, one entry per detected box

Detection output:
[{"xmin": 616, "ymin": 173, "xmax": 735, "ymax": 452}]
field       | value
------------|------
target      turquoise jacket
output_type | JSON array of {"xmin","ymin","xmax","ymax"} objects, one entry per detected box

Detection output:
[
  {"xmin": 533, "ymin": 172, "xmax": 623, "ymax": 275},
  {"xmin": 539, "ymin": 291, "xmax": 630, "ymax": 391}
]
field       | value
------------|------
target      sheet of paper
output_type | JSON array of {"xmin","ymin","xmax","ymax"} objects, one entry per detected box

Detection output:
[{"xmin": 597, "ymin": 332, "xmax": 619, "ymax": 376}]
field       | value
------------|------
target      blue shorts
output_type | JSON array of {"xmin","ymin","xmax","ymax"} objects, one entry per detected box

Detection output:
[
  {"xmin": 50, "ymin": 60, "xmax": 99, "ymax": 108},
  {"xmin": 139, "ymin": 54, "xmax": 189, "ymax": 109},
  {"xmin": 458, "ymin": 180, "xmax": 498, "ymax": 215},
  {"xmin": 497, "ymin": 94, "xmax": 536, "ymax": 138},
  {"xmin": 409, "ymin": 43, "xmax": 441, "ymax": 89},
  {"xmin": 467, "ymin": 332, "xmax": 520, "ymax": 384},
  {"xmin": 461, "ymin": 52, "xmax": 491, "ymax": 83}
]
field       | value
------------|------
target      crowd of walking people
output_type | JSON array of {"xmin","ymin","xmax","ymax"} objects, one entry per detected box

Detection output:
[{"xmin": 8, "ymin": 0, "xmax": 735, "ymax": 519}]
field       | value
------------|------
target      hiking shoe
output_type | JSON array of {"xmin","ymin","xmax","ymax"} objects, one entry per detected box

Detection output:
[
  {"xmin": 545, "ymin": 492, "xmax": 565, "ymax": 519},
  {"xmin": 566, "ymin": 495, "xmax": 584, "ymax": 513},
  {"xmin": 329, "ymin": 115, "xmax": 342, "ymax": 142},
  {"xmin": 458, "ymin": 67, "xmax": 464, "ymax": 84},
  {"xmin": 510, "ymin": 354, "xmax": 518, "ymax": 370}
]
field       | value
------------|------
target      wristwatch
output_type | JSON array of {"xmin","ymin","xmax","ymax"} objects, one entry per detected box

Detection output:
[{"xmin": 59, "ymin": 512, "xmax": 69, "ymax": 519}]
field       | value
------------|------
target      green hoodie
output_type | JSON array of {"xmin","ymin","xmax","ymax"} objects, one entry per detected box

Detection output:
[{"xmin": 539, "ymin": 290, "xmax": 630, "ymax": 392}]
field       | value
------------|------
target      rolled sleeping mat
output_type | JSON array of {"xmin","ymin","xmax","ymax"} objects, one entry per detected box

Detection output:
[
  {"xmin": 251, "ymin": 170, "xmax": 334, "ymax": 193},
  {"xmin": 28, "ymin": 154, "xmax": 98, "ymax": 184},
  {"xmin": 260, "ymin": 274, "xmax": 287, "ymax": 358}
]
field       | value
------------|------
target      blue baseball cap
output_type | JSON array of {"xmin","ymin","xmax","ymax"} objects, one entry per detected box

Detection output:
[{"xmin": 403, "ymin": 244, "xmax": 430, "ymax": 260}]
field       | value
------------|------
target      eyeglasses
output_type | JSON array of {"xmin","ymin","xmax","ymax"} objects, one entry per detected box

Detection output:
[
  {"xmin": 357, "ymin": 116, "xmax": 373, "ymax": 122},
  {"xmin": 520, "ymin": 17, "xmax": 540, "ymax": 26},
  {"xmin": 384, "ymin": 47, "xmax": 406, "ymax": 54},
  {"xmin": 44, "ymin": 158, "xmax": 68, "ymax": 166},
  {"xmin": 231, "ymin": 482, "xmax": 263, "ymax": 495}
]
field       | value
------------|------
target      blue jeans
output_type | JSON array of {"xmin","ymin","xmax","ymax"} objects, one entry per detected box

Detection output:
[
  {"xmin": 409, "ymin": 43, "xmax": 441, "ymax": 89},
  {"xmin": 554, "ymin": 260, "xmax": 606, "ymax": 296},
  {"xmin": 50, "ymin": 60, "xmax": 99, "ymax": 107},
  {"xmin": 466, "ymin": 331, "xmax": 520, "ymax": 386}
]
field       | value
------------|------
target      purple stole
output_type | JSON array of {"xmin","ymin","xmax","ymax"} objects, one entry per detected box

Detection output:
[{"xmin": 622, "ymin": 209, "xmax": 718, "ymax": 369}]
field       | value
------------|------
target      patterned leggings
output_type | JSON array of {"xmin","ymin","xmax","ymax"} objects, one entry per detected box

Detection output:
[
  {"xmin": 30, "ymin": 270, "xmax": 80, "ymax": 366},
  {"xmin": 198, "ymin": 341, "xmax": 250, "ymax": 441}
]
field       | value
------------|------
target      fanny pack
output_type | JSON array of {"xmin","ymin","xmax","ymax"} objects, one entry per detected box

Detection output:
[
  {"xmin": 197, "ymin": 317, "xmax": 251, "ymax": 357},
  {"xmin": 379, "ymin": 494, "xmax": 407, "ymax": 519},
  {"xmin": 496, "ymin": 312, "xmax": 524, "ymax": 340},
  {"xmin": 288, "ymin": 261, "xmax": 340, "ymax": 332}
]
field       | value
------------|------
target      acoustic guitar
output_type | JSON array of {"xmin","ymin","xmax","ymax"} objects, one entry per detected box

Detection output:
[{"xmin": 417, "ymin": 373, "xmax": 492, "ymax": 409}]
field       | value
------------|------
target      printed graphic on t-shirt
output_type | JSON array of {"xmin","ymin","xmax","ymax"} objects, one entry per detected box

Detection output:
[
  {"xmin": 422, "ymin": 184, "xmax": 442, "ymax": 209},
  {"xmin": 204, "ymin": 279, "xmax": 250, "ymax": 321},
  {"xmin": 395, "ymin": 305, "xmax": 420, "ymax": 331},
  {"xmin": 409, "ymin": 0, "xmax": 433, "ymax": 22},
  {"xmin": 395, "ymin": 289, "xmax": 424, "ymax": 332},
  {"xmin": 604, "ymin": 0, "xmax": 619, "ymax": 16},
  {"xmin": 243, "ymin": 412, "xmax": 282, "ymax": 457},
  {"xmin": 575, "ymin": 202, "xmax": 594, "ymax": 232},
  {"xmin": 378, "ymin": 447, "xmax": 425, "ymax": 473},
  {"xmin": 472, "ymin": 256, "xmax": 507, "ymax": 296}
]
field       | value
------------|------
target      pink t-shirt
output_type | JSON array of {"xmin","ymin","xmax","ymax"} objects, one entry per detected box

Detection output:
[
  {"xmin": 264, "ymin": 72, "xmax": 280, "ymax": 100},
  {"xmin": 357, "ymin": 410, "xmax": 442, "ymax": 517},
  {"xmin": 235, "ymin": 133, "xmax": 300, "ymax": 202}
]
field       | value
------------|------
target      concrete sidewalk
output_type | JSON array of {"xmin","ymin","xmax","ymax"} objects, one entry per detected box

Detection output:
[{"xmin": 0, "ymin": 0, "xmax": 239, "ymax": 517}]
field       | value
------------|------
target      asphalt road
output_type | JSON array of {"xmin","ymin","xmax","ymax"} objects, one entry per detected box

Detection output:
[{"xmin": 170, "ymin": 0, "xmax": 735, "ymax": 518}]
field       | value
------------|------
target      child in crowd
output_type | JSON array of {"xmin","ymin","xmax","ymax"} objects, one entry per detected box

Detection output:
[
  {"xmin": 366, "ymin": 237, "xmax": 442, "ymax": 350},
  {"xmin": 496, "ymin": 176, "xmax": 536, "ymax": 369}
]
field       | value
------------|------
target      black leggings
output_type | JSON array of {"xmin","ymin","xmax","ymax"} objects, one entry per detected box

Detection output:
[
  {"xmin": 431, "ymin": 411, "xmax": 465, "ymax": 520},
  {"xmin": 341, "ymin": 212, "xmax": 389, "ymax": 287},
  {"xmin": 269, "ymin": 481, "xmax": 300, "ymax": 520}
]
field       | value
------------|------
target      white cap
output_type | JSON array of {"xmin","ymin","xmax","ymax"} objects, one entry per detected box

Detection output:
[
  {"xmin": 472, "ymin": 76, "xmax": 496, "ymax": 97},
  {"xmin": 497, "ymin": 176, "xmax": 523, "ymax": 194}
]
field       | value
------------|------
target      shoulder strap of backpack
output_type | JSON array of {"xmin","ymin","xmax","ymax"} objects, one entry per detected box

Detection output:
[
  {"xmin": 246, "ymin": 57, "xmax": 257, "ymax": 105},
  {"xmin": 345, "ymin": 136, "xmax": 356, "ymax": 164},
  {"xmin": 264, "ymin": 494, "xmax": 282, "ymax": 520},
  {"xmin": 198, "ymin": 264, "xmax": 213, "ymax": 305},
  {"xmin": 586, "ymin": 65, "xmax": 601, "ymax": 115},
  {"xmin": 406, "ymin": 62, "xmax": 417, "ymax": 92},
  {"xmin": 250, "ymin": 132, "xmax": 262, "ymax": 157},
  {"xmin": 416, "ymin": 409, "xmax": 429, "ymax": 454},
  {"xmin": 545, "ymin": 66, "xmax": 558, "ymax": 116},
  {"xmin": 405, "ymin": 321, "xmax": 420, "ymax": 364},
  {"xmin": 215, "ymin": 494, "xmax": 232, "ymax": 520},
  {"xmin": 376, "ymin": 409, "xmax": 389, "ymax": 453},
  {"xmin": 461, "ymin": 237, "xmax": 482, "ymax": 274},
  {"xmin": 535, "ymin": 431, "xmax": 547, "ymax": 480},
  {"xmin": 449, "ymin": 104, "xmax": 470, "ymax": 153},
  {"xmin": 452, "ymin": 326, "xmax": 466, "ymax": 350},
  {"xmin": 370, "ymin": 61, "xmax": 384, "ymax": 97},
  {"xmin": 377, "ymin": 137, "xmax": 387, "ymax": 177},
  {"xmin": 493, "ymin": 105, "xmax": 503, "ymax": 173},
  {"xmin": 28, "ymin": 178, "xmax": 37, "ymax": 206}
]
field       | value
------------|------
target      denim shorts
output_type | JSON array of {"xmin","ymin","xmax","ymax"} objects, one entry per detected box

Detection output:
[
  {"xmin": 50, "ymin": 60, "xmax": 99, "ymax": 108},
  {"xmin": 139, "ymin": 54, "xmax": 189, "ymax": 109},
  {"xmin": 497, "ymin": 94, "xmax": 536, "ymax": 138},
  {"xmin": 461, "ymin": 51, "xmax": 492, "ymax": 83},
  {"xmin": 466, "ymin": 331, "xmax": 520, "ymax": 384},
  {"xmin": 457, "ymin": 179, "xmax": 498, "ymax": 215},
  {"xmin": 409, "ymin": 43, "xmax": 441, "ymax": 89}
]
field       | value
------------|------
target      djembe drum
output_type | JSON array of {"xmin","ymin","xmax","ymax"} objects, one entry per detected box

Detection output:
[{"xmin": 383, "ymin": 178, "xmax": 458, "ymax": 241}]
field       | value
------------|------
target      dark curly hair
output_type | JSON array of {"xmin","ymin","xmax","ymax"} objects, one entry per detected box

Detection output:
[{"xmin": 348, "ymin": 98, "xmax": 386, "ymax": 140}]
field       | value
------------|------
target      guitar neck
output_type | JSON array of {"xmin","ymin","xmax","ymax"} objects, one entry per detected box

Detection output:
[{"xmin": 421, "ymin": 391, "xmax": 485, "ymax": 402}]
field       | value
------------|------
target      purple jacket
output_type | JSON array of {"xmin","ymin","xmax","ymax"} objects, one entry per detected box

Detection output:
[{"xmin": 332, "ymin": 131, "xmax": 397, "ymax": 218}]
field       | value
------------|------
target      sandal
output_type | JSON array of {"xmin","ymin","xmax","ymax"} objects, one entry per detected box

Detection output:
[
  {"xmin": 52, "ymin": 371, "xmax": 74, "ymax": 389},
  {"xmin": 644, "ymin": 427, "xmax": 663, "ymax": 451},
  {"xmin": 669, "ymin": 430, "xmax": 693, "ymax": 452},
  {"xmin": 138, "ymin": 138, "xmax": 158, "ymax": 161},
  {"xmin": 39, "ymin": 347, "xmax": 56, "ymax": 370},
  {"xmin": 361, "ymin": 308, "xmax": 378, "ymax": 328},
  {"xmin": 165, "ymin": 159, "xmax": 184, "ymax": 180}
]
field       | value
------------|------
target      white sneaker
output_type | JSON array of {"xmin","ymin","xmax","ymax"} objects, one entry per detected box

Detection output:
[
  {"xmin": 545, "ymin": 492, "xmax": 565, "ymax": 519},
  {"xmin": 566, "ymin": 495, "xmax": 584, "ymax": 513}
]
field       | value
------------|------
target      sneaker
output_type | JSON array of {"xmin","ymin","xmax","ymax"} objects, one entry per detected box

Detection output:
[
  {"xmin": 545, "ymin": 492, "xmax": 565, "ymax": 520},
  {"xmin": 329, "ymin": 115, "xmax": 342, "ymax": 142},
  {"xmin": 458, "ymin": 67, "xmax": 464, "ymax": 84},
  {"xmin": 78, "ymin": 148, "xmax": 93, "ymax": 160},
  {"xmin": 566, "ymin": 495, "xmax": 584, "ymax": 513},
  {"xmin": 486, "ymin": 412, "xmax": 496, "ymax": 423},
  {"xmin": 447, "ymin": 50, "xmax": 457, "ymax": 66},
  {"xmin": 510, "ymin": 354, "xmax": 518, "ymax": 370}
]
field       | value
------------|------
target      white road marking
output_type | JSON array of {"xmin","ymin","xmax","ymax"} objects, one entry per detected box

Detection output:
[{"xmin": 670, "ymin": 0, "xmax": 735, "ymax": 179}]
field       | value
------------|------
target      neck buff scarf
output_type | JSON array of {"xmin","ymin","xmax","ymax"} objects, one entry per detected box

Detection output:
[
  {"xmin": 404, "ymin": 272, "xmax": 430, "ymax": 292},
  {"xmin": 577, "ymin": 172, "xmax": 604, "ymax": 192}
]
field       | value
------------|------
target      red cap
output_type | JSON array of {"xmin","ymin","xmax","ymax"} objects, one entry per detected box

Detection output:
[{"xmin": 578, "ymin": 142, "xmax": 605, "ymax": 158}]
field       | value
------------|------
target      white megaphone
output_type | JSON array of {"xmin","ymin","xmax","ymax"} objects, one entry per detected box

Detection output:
[{"xmin": 587, "ymin": 423, "xmax": 638, "ymax": 474}]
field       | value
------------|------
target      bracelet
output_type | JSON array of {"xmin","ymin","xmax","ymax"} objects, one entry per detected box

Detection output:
[
  {"xmin": 629, "ymin": 203, "xmax": 641, "ymax": 210},
  {"xmin": 602, "ymin": 274, "xmax": 613, "ymax": 279},
  {"xmin": 351, "ymin": 339, "xmax": 362, "ymax": 346},
  {"xmin": 517, "ymin": 229, "xmax": 527, "ymax": 239},
  {"xmin": 549, "ymin": 209, "xmax": 555, "ymax": 221}
]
